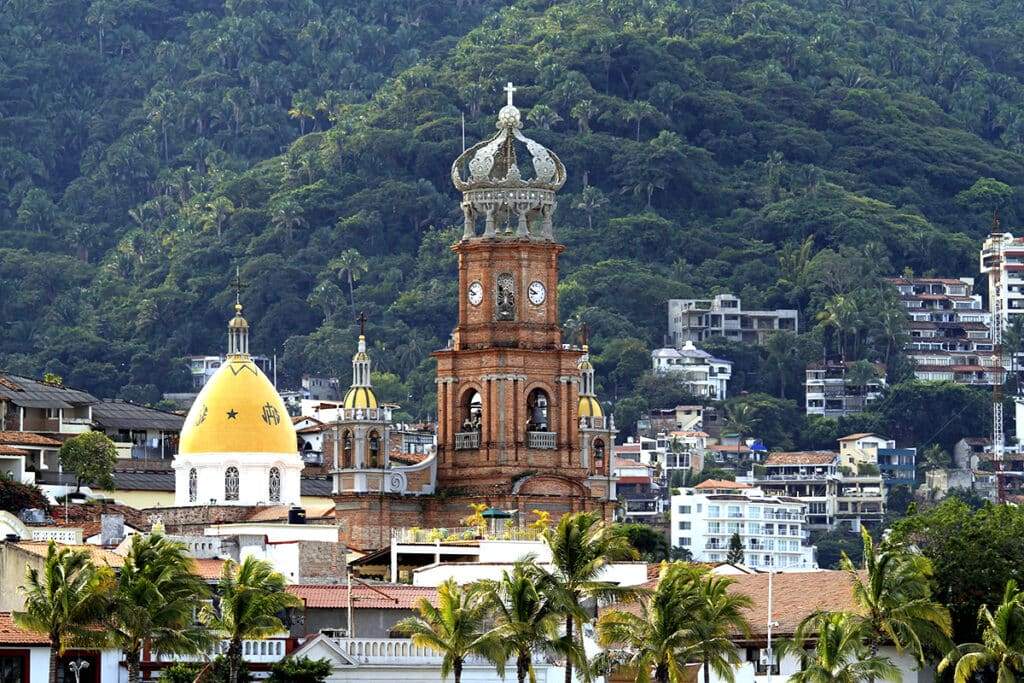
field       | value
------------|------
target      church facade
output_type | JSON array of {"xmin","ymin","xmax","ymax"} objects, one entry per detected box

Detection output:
[{"xmin": 333, "ymin": 86, "xmax": 618, "ymax": 551}]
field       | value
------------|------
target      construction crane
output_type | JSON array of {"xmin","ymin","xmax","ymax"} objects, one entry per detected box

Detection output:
[{"xmin": 987, "ymin": 211, "xmax": 1008, "ymax": 503}]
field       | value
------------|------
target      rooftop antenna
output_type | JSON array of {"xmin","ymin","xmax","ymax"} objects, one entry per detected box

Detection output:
[{"xmin": 230, "ymin": 265, "xmax": 245, "ymax": 306}]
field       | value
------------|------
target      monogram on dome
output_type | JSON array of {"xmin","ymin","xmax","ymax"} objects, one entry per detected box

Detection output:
[{"xmin": 452, "ymin": 82, "xmax": 566, "ymax": 241}]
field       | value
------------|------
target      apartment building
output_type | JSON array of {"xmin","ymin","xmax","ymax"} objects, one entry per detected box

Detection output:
[
  {"xmin": 804, "ymin": 361, "xmax": 886, "ymax": 417},
  {"xmin": 188, "ymin": 354, "xmax": 273, "ymax": 390},
  {"xmin": 754, "ymin": 451, "xmax": 885, "ymax": 531},
  {"xmin": 652, "ymin": 342, "xmax": 733, "ymax": 400},
  {"xmin": 667, "ymin": 294, "xmax": 798, "ymax": 346},
  {"xmin": 981, "ymin": 232, "xmax": 1024, "ymax": 332},
  {"xmin": 837, "ymin": 433, "xmax": 915, "ymax": 487},
  {"xmin": 886, "ymin": 276, "xmax": 1000, "ymax": 385},
  {"xmin": 636, "ymin": 405, "xmax": 706, "ymax": 437},
  {"xmin": 670, "ymin": 482, "xmax": 816, "ymax": 569}
]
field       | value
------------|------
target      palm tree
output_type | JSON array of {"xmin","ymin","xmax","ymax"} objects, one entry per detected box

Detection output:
[
  {"xmin": 623, "ymin": 100, "xmax": 658, "ymax": 141},
  {"xmin": 597, "ymin": 562, "xmax": 704, "ymax": 683},
  {"xmin": 939, "ymin": 580, "xmax": 1024, "ymax": 683},
  {"xmin": 723, "ymin": 402, "xmax": 755, "ymax": 447},
  {"xmin": 203, "ymin": 196, "xmax": 235, "ymax": 237},
  {"xmin": 573, "ymin": 185, "xmax": 609, "ymax": 232},
  {"xmin": 763, "ymin": 331, "xmax": 799, "ymax": 399},
  {"xmin": 394, "ymin": 578, "xmax": 505, "ymax": 683},
  {"xmin": 784, "ymin": 611, "xmax": 901, "ymax": 683},
  {"xmin": 108, "ymin": 534, "xmax": 213, "ymax": 683},
  {"xmin": 570, "ymin": 100, "xmax": 598, "ymax": 134},
  {"xmin": 202, "ymin": 557, "xmax": 302, "ymax": 683},
  {"xmin": 816, "ymin": 295, "xmax": 856, "ymax": 362},
  {"xmin": 481, "ymin": 562, "xmax": 580, "ymax": 683},
  {"xmin": 328, "ymin": 248, "xmax": 368, "ymax": 315},
  {"xmin": 841, "ymin": 527, "xmax": 951, "ymax": 677},
  {"xmin": 15, "ymin": 542, "xmax": 113, "ymax": 683},
  {"xmin": 690, "ymin": 574, "xmax": 752, "ymax": 683},
  {"xmin": 541, "ymin": 512, "xmax": 640, "ymax": 683},
  {"xmin": 270, "ymin": 201, "xmax": 307, "ymax": 242},
  {"xmin": 527, "ymin": 104, "xmax": 562, "ymax": 130}
]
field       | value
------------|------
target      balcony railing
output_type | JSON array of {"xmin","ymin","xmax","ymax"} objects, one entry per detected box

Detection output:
[
  {"xmin": 153, "ymin": 638, "xmax": 287, "ymax": 664},
  {"xmin": 527, "ymin": 431, "xmax": 557, "ymax": 449},
  {"xmin": 337, "ymin": 637, "xmax": 547, "ymax": 667},
  {"xmin": 454, "ymin": 431, "xmax": 480, "ymax": 450}
]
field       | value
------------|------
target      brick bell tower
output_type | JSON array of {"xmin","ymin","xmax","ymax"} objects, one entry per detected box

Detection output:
[{"xmin": 433, "ymin": 84, "xmax": 616, "ymax": 507}]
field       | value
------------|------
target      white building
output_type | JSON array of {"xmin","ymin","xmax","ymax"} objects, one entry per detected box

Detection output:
[
  {"xmin": 652, "ymin": 342, "xmax": 733, "ymax": 400},
  {"xmin": 173, "ymin": 302, "xmax": 303, "ymax": 507},
  {"xmin": 667, "ymin": 294, "xmax": 798, "ymax": 346},
  {"xmin": 188, "ymin": 353, "xmax": 273, "ymax": 390},
  {"xmin": 754, "ymin": 451, "xmax": 885, "ymax": 531},
  {"xmin": 887, "ymin": 276, "xmax": 999, "ymax": 385},
  {"xmin": 804, "ymin": 361, "xmax": 886, "ymax": 417},
  {"xmin": 670, "ymin": 482, "xmax": 816, "ymax": 570}
]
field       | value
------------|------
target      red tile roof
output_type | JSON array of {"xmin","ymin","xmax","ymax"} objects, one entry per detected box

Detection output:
[
  {"xmin": 0, "ymin": 613, "xmax": 49, "ymax": 645},
  {"xmin": 0, "ymin": 431, "xmax": 62, "ymax": 447},
  {"xmin": 616, "ymin": 476, "xmax": 652, "ymax": 485},
  {"xmin": 0, "ymin": 445, "xmax": 29, "ymax": 456},
  {"xmin": 765, "ymin": 451, "xmax": 837, "ymax": 466},
  {"xmin": 837, "ymin": 433, "xmax": 878, "ymax": 442},
  {"xmin": 694, "ymin": 479, "xmax": 751, "ymax": 490},
  {"xmin": 192, "ymin": 558, "xmax": 229, "ymax": 580},
  {"xmin": 288, "ymin": 584, "xmax": 437, "ymax": 610}
]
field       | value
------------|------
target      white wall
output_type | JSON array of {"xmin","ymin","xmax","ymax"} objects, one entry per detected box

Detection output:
[
  {"xmin": 413, "ymin": 561, "xmax": 648, "ymax": 588},
  {"xmin": 204, "ymin": 523, "xmax": 338, "ymax": 543}
]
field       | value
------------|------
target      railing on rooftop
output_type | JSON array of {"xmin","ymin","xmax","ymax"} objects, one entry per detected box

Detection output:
[
  {"xmin": 392, "ymin": 525, "xmax": 541, "ymax": 545},
  {"xmin": 337, "ymin": 637, "xmax": 547, "ymax": 666}
]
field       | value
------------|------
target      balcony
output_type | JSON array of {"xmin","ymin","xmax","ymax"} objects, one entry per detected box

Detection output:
[
  {"xmin": 527, "ymin": 431, "xmax": 557, "ymax": 449},
  {"xmin": 153, "ymin": 638, "xmax": 287, "ymax": 664},
  {"xmin": 454, "ymin": 431, "xmax": 480, "ymax": 450}
]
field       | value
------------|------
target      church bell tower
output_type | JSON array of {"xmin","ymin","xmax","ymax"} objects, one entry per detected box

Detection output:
[{"xmin": 434, "ymin": 85, "xmax": 613, "ymax": 506}]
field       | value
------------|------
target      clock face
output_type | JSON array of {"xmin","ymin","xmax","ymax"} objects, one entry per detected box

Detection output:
[
  {"xmin": 468, "ymin": 281, "xmax": 483, "ymax": 306},
  {"xmin": 528, "ymin": 281, "xmax": 546, "ymax": 305}
]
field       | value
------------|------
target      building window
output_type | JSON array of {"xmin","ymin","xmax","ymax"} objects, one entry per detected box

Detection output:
[
  {"xmin": 188, "ymin": 468, "xmax": 197, "ymax": 503},
  {"xmin": 461, "ymin": 390, "xmax": 483, "ymax": 432},
  {"xmin": 677, "ymin": 505, "xmax": 691, "ymax": 514},
  {"xmin": 593, "ymin": 438, "xmax": 605, "ymax": 464},
  {"xmin": 526, "ymin": 389, "xmax": 550, "ymax": 431},
  {"xmin": 269, "ymin": 467, "xmax": 281, "ymax": 502},
  {"xmin": 342, "ymin": 430, "xmax": 353, "ymax": 468},
  {"xmin": 369, "ymin": 431, "xmax": 380, "ymax": 468},
  {"xmin": 678, "ymin": 521, "xmax": 691, "ymax": 530},
  {"xmin": 225, "ymin": 466, "xmax": 239, "ymax": 501},
  {"xmin": 496, "ymin": 273, "xmax": 516, "ymax": 321},
  {"xmin": 678, "ymin": 537, "xmax": 690, "ymax": 546}
]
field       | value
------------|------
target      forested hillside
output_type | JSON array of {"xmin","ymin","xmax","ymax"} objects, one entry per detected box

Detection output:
[{"xmin": 3, "ymin": 0, "xmax": 1024, "ymax": 437}]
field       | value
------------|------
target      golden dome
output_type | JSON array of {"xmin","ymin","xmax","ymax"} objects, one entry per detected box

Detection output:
[
  {"xmin": 179, "ymin": 356, "xmax": 296, "ymax": 455},
  {"xmin": 343, "ymin": 385, "xmax": 378, "ymax": 410},
  {"xmin": 578, "ymin": 396, "xmax": 603, "ymax": 418}
]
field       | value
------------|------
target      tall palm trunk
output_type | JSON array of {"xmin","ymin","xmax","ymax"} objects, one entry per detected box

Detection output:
[
  {"xmin": 126, "ymin": 650, "xmax": 141, "ymax": 683},
  {"xmin": 564, "ymin": 614, "xmax": 574, "ymax": 683},
  {"xmin": 454, "ymin": 657, "xmax": 463, "ymax": 683},
  {"xmin": 655, "ymin": 661, "xmax": 669, "ymax": 683},
  {"xmin": 228, "ymin": 637, "xmax": 243, "ymax": 683},
  {"xmin": 48, "ymin": 645, "xmax": 58, "ymax": 683},
  {"xmin": 517, "ymin": 652, "xmax": 530, "ymax": 683},
  {"xmin": 703, "ymin": 656, "xmax": 711, "ymax": 683}
]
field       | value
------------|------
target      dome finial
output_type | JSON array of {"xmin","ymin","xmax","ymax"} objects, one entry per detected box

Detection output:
[{"xmin": 227, "ymin": 267, "xmax": 249, "ymax": 356}]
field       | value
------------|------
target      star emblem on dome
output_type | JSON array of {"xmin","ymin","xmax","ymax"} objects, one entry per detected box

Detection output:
[{"xmin": 226, "ymin": 409, "xmax": 238, "ymax": 419}]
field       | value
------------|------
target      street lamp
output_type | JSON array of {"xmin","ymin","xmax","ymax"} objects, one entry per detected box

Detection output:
[
  {"xmin": 765, "ymin": 570, "xmax": 780, "ymax": 683},
  {"xmin": 68, "ymin": 659, "xmax": 89, "ymax": 683}
]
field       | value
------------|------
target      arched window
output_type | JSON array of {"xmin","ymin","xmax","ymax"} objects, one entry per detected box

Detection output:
[
  {"xmin": 342, "ymin": 430, "xmax": 353, "ymax": 468},
  {"xmin": 268, "ymin": 467, "xmax": 281, "ymax": 503},
  {"xmin": 461, "ymin": 390, "xmax": 483, "ymax": 432},
  {"xmin": 368, "ymin": 431, "xmax": 380, "ymax": 468},
  {"xmin": 593, "ymin": 438, "xmax": 606, "ymax": 467},
  {"xmin": 188, "ymin": 468, "xmax": 197, "ymax": 503},
  {"xmin": 527, "ymin": 389, "xmax": 550, "ymax": 432},
  {"xmin": 225, "ymin": 466, "xmax": 239, "ymax": 501}
]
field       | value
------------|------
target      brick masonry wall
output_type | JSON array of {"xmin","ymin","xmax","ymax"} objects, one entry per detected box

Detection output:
[
  {"xmin": 143, "ymin": 505, "xmax": 258, "ymax": 535},
  {"xmin": 296, "ymin": 541, "xmax": 348, "ymax": 584}
]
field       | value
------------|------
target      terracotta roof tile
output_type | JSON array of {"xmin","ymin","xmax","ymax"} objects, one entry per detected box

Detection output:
[
  {"xmin": 0, "ymin": 431, "xmax": 62, "ymax": 447},
  {"xmin": 0, "ymin": 445, "xmax": 29, "ymax": 456},
  {"xmin": 0, "ymin": 613, "xmax": 49, "ymax": 645},
  {"xmin": 11, "ymin": 541, "xmax": 125, "ymax": 567},
  {"xmin": 837, "ymin": 433, "xmax": 878, "ymax": 442},
  {"xmin": 192, "ymin": 558, "xmax": 229, "ymax": 580},
  {"xmin": 616, "ymin": 476, "xmax": 652, "ymax": 485},
  {"xmin": 694, "ymin": 479, "xmax": 751, "ymax": 490},
  {"xmin": 288, "ymin": 584, "xmax": 437, "ymax": 610},
  {"xmin": 765, "ymin": 451, "xmax": 837, "ymax": 466}
]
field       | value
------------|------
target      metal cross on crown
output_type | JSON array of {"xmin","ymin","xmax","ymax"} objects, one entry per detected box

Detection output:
[{"xmin": 504, "ymin": 81, "xmax": 517, "ymax": 107}]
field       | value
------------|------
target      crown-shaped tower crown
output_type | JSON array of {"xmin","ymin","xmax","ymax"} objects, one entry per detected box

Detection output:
[{"xmin": 452, "ymin": 82, "xmax": 566, "ymax": 242}]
